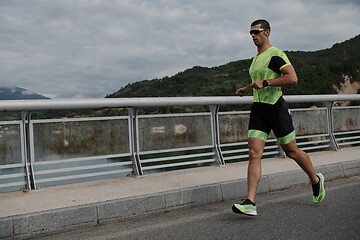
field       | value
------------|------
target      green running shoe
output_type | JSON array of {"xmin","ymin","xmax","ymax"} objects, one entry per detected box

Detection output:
[
  {"xmin": 312, "ymin": 173, "xmax": 325, "ymax": 204},
  {"xmin": 232, "ymin": 199, "xmax": 257, "ymax": 216}
]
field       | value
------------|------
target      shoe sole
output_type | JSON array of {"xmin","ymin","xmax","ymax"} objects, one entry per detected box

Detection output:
[
  {"xmin": 313, "ymin": 173, "xmax": 325, "ymax": 204},
  {"xmin": 318, "ymin": 173, "xmax": 325, "ymax": 202},
  {"xmin": 232, "ymin": 205, "xmax": 257, "ymax": 216}
]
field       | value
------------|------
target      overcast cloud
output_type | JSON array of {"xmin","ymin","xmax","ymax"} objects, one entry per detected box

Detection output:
[{"xmin": 1, "ymin": 0, "xmax": 359, "ymax": 99}]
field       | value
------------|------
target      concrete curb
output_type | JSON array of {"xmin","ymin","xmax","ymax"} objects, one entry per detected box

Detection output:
[{"xmin": 1, "ymin": 159, "xmax": 359, "ymax": 239}]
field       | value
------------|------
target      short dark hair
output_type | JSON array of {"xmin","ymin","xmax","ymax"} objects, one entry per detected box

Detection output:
[{"xmin": 251, "ymin": 19, "xmax": 271, "ymax": 30}]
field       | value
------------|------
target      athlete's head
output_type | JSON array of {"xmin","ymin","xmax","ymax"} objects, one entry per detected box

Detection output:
[
  {"xmin": 250, "ymin": 19, "xmax": 271, "ymax": 47},
  {"xmin": 251, "ymin": 19, "xmax": 271, "ymax": 31}
]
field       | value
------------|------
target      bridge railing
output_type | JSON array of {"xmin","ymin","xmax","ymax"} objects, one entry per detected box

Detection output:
[{"xmin": 0, "ymin": 95, "xmax": 359, "ymax": 192}]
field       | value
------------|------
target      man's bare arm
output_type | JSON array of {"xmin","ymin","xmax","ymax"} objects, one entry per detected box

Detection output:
[{"xmin": 252, "ymin": 65, "xmax": 298, "ymax": 90}]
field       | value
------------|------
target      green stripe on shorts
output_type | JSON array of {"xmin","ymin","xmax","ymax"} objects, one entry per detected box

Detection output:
[
  {"xmin": 277, "ymin": 130, "xmax": 296, "ymax": 145},
  {"xmin": 248, "ymin": 130, "xmax": 268, "ymax": 142}
]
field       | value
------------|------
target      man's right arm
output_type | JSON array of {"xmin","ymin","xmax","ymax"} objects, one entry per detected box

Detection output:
[{"xmin": 236, "ymin": 84, "xmax": 254, "ymax": 97}]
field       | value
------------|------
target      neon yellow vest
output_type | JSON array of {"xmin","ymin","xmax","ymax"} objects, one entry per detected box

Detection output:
[{"xmin": 249, "ymin": 46, "xmax": 291, "ymax": 104}]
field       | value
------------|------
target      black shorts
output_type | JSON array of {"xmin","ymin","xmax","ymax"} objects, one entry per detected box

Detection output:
[{"xmin": 248, "ymin": 96, "xmax": 296, "ymax": 144}]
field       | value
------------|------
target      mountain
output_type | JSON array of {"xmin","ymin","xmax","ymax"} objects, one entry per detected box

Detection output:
[
  {"xmin": 0, "ymin": 87, "xmax": 49, "ymax": 100},
  {"xmin": 106, "ymin": 35, "xmax": 360, "ymax": 111}
]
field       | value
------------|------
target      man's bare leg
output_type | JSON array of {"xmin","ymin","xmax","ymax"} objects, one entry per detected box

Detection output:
[
  {"xmin": 247, "ymin": 137, "xmax": 266, "ymax": 202},
  {"xmin": 280, "ymin": 139, "xmax": 318, "ymax": 184}
]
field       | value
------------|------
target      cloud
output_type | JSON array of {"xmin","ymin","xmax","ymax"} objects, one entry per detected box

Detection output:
[{"xmin": 0, "ymin": 0, "xmax": 359, "ymax": 99}]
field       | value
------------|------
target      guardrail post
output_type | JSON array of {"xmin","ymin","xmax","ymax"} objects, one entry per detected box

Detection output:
[
  {"xmin": 128, "ymin": 108, "xmax": 143, "ymax": 175},
  {"xmin": 21, "ymin": 111, "xmax": 36, "ymax": 190},
  {"xmin": 325, "ymin": 101, "xmax": 339, "ymax": 151},
  {"xmin": 210, "ymin": 105, "xmax": 225, "ymax": 165}
]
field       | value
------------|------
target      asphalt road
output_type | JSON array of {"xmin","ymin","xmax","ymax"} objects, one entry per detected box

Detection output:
[{"xmin": 32, "ymin": 175, "xmax": 360, "ymax": 240}]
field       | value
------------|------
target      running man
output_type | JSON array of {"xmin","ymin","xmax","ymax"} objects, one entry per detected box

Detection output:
[{"xmin": 232, "ymin": 19, "xmax": 325, "ymax": 216}]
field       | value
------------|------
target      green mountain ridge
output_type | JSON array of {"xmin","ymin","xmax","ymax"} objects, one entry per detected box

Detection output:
[
  {"xmin": 1, "ymin": 36, "xmax": 358, "ymax": 119},
  {"xmin": 107, "ymin": 35, "xmax": 360, "ymax": 101}
]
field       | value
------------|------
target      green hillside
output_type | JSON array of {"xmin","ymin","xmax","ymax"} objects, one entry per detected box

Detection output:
[
  {"xmin": 1, "ymin": 35, "xmax": 358, "ymax": 120},
  {"xmin": 106, "ymin": 35, "xmax": 359, "ymax": 113}
]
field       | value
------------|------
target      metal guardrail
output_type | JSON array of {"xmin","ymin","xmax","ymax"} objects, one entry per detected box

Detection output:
[
  {"xmin": 1, "ymin": 95, "xmax": 360, "ymax": 111},
  {"xmin": 0, "ymin": 94, "xmax": 359, "ymax": 192}
]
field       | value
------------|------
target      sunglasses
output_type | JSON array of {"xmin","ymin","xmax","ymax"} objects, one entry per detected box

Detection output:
[{"xmin": 249, "ymin": 28, "xmax": 266, "ymax": 35}]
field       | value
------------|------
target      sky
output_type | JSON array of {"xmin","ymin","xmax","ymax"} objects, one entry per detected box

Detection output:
[{"xmin": 1, "ymin": 0, "xmax": 359, "ymax": 99}]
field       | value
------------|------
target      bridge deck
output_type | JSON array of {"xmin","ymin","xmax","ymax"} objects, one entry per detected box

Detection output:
[{"xmin": 1, "ymin": 146, "xmax": 359, "ymax": 239}]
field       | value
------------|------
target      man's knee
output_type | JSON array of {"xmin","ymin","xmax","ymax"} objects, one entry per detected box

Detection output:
[
  {"xmin": 284, "ymin": 149, "xmax": 297, "ymax": 159},
  {"xmin": 281, "ymin": 141, "xmax": 301, "ymax": 159},
  {"xmin": 249, "ymin": 147, "xmax": 263, "ymax": 160},
  {"xmin": 248, "ymin": 137, "xmax": 265, "ymax": 160}
]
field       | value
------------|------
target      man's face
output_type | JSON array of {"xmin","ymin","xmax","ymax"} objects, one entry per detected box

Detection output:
[{"xmin": 250, "ymin": 24, "xmax": 269, "ymax": 47}]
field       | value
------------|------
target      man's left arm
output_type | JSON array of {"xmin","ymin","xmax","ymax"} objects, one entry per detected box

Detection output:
[{"xmin": 252, "ymin": 65, "xmax": 298, "ymax": 90}]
